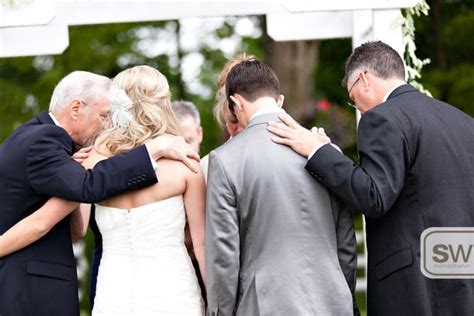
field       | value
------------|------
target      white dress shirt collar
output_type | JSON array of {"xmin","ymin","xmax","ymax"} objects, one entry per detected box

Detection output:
[
  {"xmin": 249, "ymin": 107, "xmax": 285, "ymax": 122},
  {"xmin": 383, "ymin": 82, "xmax": 406, "ymax": 102},
  {"xmin": 49, "ymin": 112, "xmax": 63, "ymax": 127}
]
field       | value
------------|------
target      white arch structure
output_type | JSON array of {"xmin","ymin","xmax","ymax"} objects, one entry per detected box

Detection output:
[{"xmin": 0, "ymin": 0, "xmax": 422, "ymax": 292}]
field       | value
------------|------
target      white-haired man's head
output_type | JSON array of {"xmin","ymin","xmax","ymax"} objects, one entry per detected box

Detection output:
[
  {"xmin": 172, "ymin": 100, "xmax": 203, "ymax": 153},
  {"xmin": 49, "ymin": 71, "xmax": 111, "ymax": 146}
]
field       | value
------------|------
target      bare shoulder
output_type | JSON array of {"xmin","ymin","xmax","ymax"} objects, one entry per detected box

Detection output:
[
  {"xmin": 157, "ymin": 158, "xmax": 203, "ymax": 182},
  {"xmin": 184, "ymin": 159, "xmax": 204, "ymax": 182}
]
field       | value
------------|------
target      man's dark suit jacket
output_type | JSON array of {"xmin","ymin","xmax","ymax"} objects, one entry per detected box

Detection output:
[
  {"xmin": 306, "ymin": 84, "xmax": 474, "ymax": 315},
  {"xmin": 0, "ymin": 112, "xmax": 157, "ymax": 316}
]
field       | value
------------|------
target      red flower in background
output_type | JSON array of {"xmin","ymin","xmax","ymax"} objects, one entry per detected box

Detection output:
[{"xmin": 316, "ymin": 99, "xmax": 331, "ymax": 112}]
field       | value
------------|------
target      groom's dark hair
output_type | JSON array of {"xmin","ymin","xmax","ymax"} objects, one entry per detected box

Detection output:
[{"xmin": 226, "ymin": 59, "xmax": 280, "ymax": 109}]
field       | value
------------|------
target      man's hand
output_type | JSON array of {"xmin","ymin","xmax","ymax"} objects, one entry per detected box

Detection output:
[
  {"xmin": 267, "ymin": 113, "xmax": 330, "ymax": 158},
  {"xmin": 146, "ymin": 134, "xmax": 200, "ymax": 173},
  {"xmin": 72, "ymin": 146, "xmax": 92, "ymax": 163}
]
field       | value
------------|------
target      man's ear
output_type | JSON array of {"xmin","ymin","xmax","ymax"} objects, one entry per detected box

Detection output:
[
  {"xmin": 69, "ymin": 100, "xmax": 82, "ymax": 121},
  {"xmin": 361, "ymin": 72, "xmax": 370, "ymax": 91},
  {"xmin": 230, "ymin": 94, "xmax": 244, "ymax": 112},
  {"xmin": 197, "ymin": 126, "xmax": 203, "ymax": 144},
  {"xmin": 277, "ymin": 94, "xmax": 285, "ymax": 107}
]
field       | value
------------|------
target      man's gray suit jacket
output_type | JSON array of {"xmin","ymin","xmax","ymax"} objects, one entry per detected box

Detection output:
[{"xmin": 205, "ymin": 112, "xmax": 357, "ymax": 316}]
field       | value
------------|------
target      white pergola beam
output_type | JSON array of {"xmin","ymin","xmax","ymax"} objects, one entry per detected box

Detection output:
[
  {"xmin": 0, "ymin": 1, "xmax": 414, "ymax": 59},
  {"xmin": 0, "ymin": 2, "xmax": 55, "ymax": 27},
  {"xmin": 0, "ymin": 24, "xmax": 69, "ymax": 58},
  {"xmin": 266, "ymin": 11, "xmax": 353, "ymax": 42},
  {"xmin": 54, "ymin": 2, "xmax": 286, "ymax": 26},
  {"xmin": 282, "ymin": 0, "xmax": 420, "ymax": 12}
]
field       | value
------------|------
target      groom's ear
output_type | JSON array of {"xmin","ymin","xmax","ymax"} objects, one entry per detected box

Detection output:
[
  {"xmin": 277, "ymin": 94, "xmax": 285, "ymax": 107},
  {"xmin": 230, "ymin": 94, "xmax": 245, "ymax": 112}
]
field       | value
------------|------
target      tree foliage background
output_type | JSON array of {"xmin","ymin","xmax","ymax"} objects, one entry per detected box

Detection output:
[{"xmin": 0, "ymin": 1, "xmax": 472, "ymax": 314}]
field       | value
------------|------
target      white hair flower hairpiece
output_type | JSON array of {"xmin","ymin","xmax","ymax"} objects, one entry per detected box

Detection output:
[{"xmin": 108, "ymin": 86, "xmax": 133, "ymax": 128}]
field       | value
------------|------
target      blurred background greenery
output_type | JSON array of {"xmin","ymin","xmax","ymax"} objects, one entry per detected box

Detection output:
[{"xmin": 0, "ymin": 1, "xmax": 472, "ymax": 315}]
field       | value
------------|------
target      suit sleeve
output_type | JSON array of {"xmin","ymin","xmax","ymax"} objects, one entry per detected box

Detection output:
[
  {"xmin": 26, "ymin": 126, "xmax": 157, "ymax": 203},
  {"xmin": 331, "ymin": 196, "xmax": 359, "ymax": 314},
  {"xmin": 305, "ymin": 110, "xmax": 411, "ymax": 218},
  {"xmin": 331, "ymin": 196, "xmax": 357, "ymax": 294},
  {"xmin": 205, "ymin": 151, "xmax": 240, "ymax": 315}
]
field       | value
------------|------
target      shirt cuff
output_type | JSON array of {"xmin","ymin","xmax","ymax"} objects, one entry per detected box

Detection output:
[
  {"xmin": 307, "ymin": 143, "xmax": 342, "ymax": 160},
  {"xmin": 146, "ymin": 146, "xmax": 159, "ymax": 170}
]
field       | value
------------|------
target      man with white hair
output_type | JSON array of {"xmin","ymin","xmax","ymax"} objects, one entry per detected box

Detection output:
[
  {"xmin": 172, "ymin": 100, "xmax": 204, "ymax": 153},
  {"xmin": 0, "ymin": 71, "xmax": 199, "ymax": 316}
]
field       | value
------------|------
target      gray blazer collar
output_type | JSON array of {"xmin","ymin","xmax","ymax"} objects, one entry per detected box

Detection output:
[{"xmin": 246, "ymin": 112, "xmax": 284, "ymax": 129}]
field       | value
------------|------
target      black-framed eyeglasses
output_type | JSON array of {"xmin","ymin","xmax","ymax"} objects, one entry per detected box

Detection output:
[{"xmin": 346, "ymin": 71, "xmax": 367, "ymax": 109}]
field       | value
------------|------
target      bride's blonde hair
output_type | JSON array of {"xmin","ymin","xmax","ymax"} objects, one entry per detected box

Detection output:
[{"xmin": 95, "ymin": 65, "xmax": 181, "ymax": 156}]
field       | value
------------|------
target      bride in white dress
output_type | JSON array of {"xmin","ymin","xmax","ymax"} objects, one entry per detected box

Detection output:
[{"xmin": 79, "ymin": 65, "xmax": 206, "ymax": 315}]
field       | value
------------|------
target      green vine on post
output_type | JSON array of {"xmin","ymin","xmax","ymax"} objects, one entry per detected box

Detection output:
[{"xmin": 402, "ymin": 0, "xmax": 432, "ymax": 96}]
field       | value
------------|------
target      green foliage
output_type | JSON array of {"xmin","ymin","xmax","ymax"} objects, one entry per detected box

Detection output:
[
  {"xmin": 313, "ymin": 39, "xmax": 358, "ymax": 158},
  {"xmin": 444, "ymin": 10, "xmax": 474, "ymax": 66},
  {"xmin": 402, "ymin": 0, "xmax": 432, "ymax": 96},
  {"xmin": 314, "ymin": 39, "xmax": 353, "ymax": 105},
  {"xmin": 446, "ymin": 65, "xmax": 474, "ymax": 115},
  {"xmin": 414, "ymin": 0, "xmax": 474, "ymax": 116}
]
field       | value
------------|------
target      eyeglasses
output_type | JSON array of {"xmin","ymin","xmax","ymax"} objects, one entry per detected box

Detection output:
[{"xmin": 346, "ymin": 71, "xmax": 367, "ymax": 109}]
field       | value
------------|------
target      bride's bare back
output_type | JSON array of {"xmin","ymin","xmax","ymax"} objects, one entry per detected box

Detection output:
[{"xmin": 85, "ymin": 150, "xmax": 200, "ymax": 210}]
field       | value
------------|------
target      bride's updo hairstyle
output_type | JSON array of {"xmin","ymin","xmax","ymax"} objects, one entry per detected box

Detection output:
[{"xmin": 95, "ymin": 65, "xmax": 181, "ymax": 156}]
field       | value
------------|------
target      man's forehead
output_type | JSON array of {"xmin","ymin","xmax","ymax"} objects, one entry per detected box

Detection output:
[{"xmin": 179, "ymin": 115, "xmax": 200, "ymax": 128}]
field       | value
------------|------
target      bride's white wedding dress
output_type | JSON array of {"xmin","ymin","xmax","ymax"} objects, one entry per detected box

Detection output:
[{"xmin": 92, "ymin": 195, "xmax": 205, "ymax": 316}]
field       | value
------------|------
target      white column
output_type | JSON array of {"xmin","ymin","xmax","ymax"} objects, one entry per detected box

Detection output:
[
  {"xmin": 351, "ymin": 9, "xmax": 374, "ymax": 124},
  {"xmin": 351, "ymin": 8, "xmax": 404, "ymax": 123},
  {"xmin": 373, "ymin": 9, "xmax": 405, "ymax": 56}
]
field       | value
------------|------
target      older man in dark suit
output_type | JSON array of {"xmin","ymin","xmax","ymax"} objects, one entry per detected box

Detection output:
[
  {"xmin": 268, "ymin": 41, "xmax": 474, "ymax": 315},
  {"xmin": 0, "ymin": 71, "xmax": 198, "ymax": 316}
]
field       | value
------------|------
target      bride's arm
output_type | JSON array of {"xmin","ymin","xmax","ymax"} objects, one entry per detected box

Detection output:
[
  {"xmin": 70, "ymin": 204, "xmax": 92, "ymax": 242},
  {"xmin": 183, "ymin": 161, "xmax": 207, "ymax": 285},
  {"xmin": 0, "ymin": 197, "xmax": 78, "ymax": 257}
]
